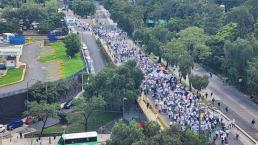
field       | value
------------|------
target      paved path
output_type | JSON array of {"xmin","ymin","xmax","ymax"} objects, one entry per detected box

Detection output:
[{"xmin": 0, "ymin": 42, "xmax": 47, "ymax": 96}]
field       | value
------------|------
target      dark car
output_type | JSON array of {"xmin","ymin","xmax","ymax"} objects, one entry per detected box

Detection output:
[
  {"xmin": 7, "ymin": 118, "xmax": 23, "ymax": 130},
  {"xmin": 63, "ymin": 99, "xmax": 73, "ymax": 109}
]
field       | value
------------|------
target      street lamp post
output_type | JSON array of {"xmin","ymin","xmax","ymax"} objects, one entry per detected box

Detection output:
[
  {"xmin": 81, "ymin": 71, "xmax": 84, "ymax": 91},
  {"xmin": 122, "ymin": 98, "xmax": 127, "ymax": 120}
]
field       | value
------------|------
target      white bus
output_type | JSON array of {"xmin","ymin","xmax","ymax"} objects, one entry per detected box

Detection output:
[{"xmin": 57, "ymin": 131, "xmax": 98, "ymax": 145}]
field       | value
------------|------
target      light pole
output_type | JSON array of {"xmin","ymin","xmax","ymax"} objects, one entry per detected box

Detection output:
[
  {"xmin": 122, "ymin": 97, "xmax": 127, "ymax": 120},
  {"xmin": 81, "ymin": 71, "xmax": 84, "ymax": 91}
]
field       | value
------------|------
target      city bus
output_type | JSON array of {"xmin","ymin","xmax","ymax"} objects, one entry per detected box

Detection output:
[{"xmin": 57, "ymin": 131, "xmax": 98, "ymax": 145}]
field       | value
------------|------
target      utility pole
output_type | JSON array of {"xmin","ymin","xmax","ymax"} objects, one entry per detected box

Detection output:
[
  {"xmin": 27, "ymin": 79, "xmax": 36, "ymax": 112},
  {"xmin": 81, "ymin": 71, "xmax": 84, "ymax": 91}
]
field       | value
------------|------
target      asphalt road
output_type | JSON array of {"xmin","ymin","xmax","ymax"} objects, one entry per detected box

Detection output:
[
  {"xmin": 192, "ymin": 65, "xmax": 258, "ymax": 140},
  {"xmin": 64, "ymin": 8, "xmax": 108, "ymax": 75},
  {"xmin": 0, "ymin": 42, "xmax": 47, "ymax": 97},
  {"xmin": 81, "ymin": 32, "xmax": 108, "ymax": 74}
]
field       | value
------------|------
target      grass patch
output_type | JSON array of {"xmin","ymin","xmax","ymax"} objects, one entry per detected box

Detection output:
[
  {"xmin": 43, "ymin": 111, "xmax": 121, "ymax": 134},
  {"xmin": 39, "ymin": 42, "xmax": 84, "ymax": 78},
  {"xmin": 0, "ymin": 68, "xmax": 23, "ymax": 86}
]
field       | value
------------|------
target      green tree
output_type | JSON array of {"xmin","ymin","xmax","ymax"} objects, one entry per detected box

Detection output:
[
  {"xmin": 204, "ymin": 36, "xmax": 225, "ymax": 73},
  {"xmin": 202, "ymin": 3, "xmax": 224, "ymax": 35},
  {"xmin": 143, "ymin": 121, "xmax": 160, "ymax": 138},
  {"xmin": 222, "ymin": 38, "xmax": 255, "ymax": 90},
  {"xmin": 104, "ymin": 0, "xmax": 144, "ymax": 36},
  {"xmin": 25, "ymin": 101, "xmax": 58, "ymax": 139},
  {"xmin": 85, "ymin": 60, "xmax": 143, "ymax": 110},
  {"xmin": 177, "ymin": 27, "xmax": 211, "ymax": 63},
  {"xmin": 106, "ymin": 120, "xmax": 144, "ymax": 145},
  {"xmin": 0, "ymin": 0, "xmax": 22, "ymax": 8},
  {"xmin": 63, "ymin": 34, "xmax": 81, "ymax": 58},
  {"xmin": 189, "ymin": 75, "xmax": 209, "ymax": 91},
  {"xmin": 28, "ymin": 81, "xmax": 59, "ymax": 104},
  {"xmin": 2, "ymin": 3, "xmax": 45, "ymax": 29},
  {"xmin": 166, "ymin": 18, "xmax": 187, "ymax": 32},
  {"xmin": 110, "ymin": 120, "xmax": 207, "ymax": 145},
  {"xmin": 254, "ymin": 20, "xmax": 258, "ymax": 39},
  {"xmin": 133, "ymin": 28, "xmax": 151, "ymax": 45},
  {"xmin": 70, "ymin": 0, "xmax": 96, "ymax": 17},
  {"xmin": 163, "ymin": 39, "xmax": 189, "ymax": 68},
  {"xmin": 0, "ymin": 21, "xmax": 20, "ymax": 33},
  {"xmin": 178, "ymin": 53, "xmax": 194, "ymax": 88},
  {"xmin": 246, "ymin": 58, "xmax": 258, "ymax": 95},
  {"xmin": 37, "ymin": 20, "xmax": 51, "ymax": 34},
  {"xmin": 226, "ymin": 6, "xmax": 255, "ymax": 37},
  {"xmin": 38, "ymin": 12, "xmax": 65, "ymax": 34},
  {"xmin": 244, "ymin": 0, "xmax": 258, "ymax": 20},
  {"xmin": 74, "ymin": 96, "xmax": 106, "ymax": 131}
]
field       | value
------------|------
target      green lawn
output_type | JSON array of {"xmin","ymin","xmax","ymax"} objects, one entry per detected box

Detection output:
[
  {"xmin": 0, "ymin": 68, "xmax": 23, "ymax": 86},
  {"xmin": 43, "ymin": 111, "xmax": 122, "ymax": 134},
  {"xmin": 39, "ymin": 42, "xmax": 84, "ymax": 78}
]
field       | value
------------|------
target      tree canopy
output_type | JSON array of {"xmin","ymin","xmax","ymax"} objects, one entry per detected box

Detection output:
[
  {"xmin": 84, "ymin": 60, "xmax": 144, "ymax": 110},
  {"xmin": 63, "ymin": 34, "xmax": 81, "ymax": 58},
  {"xmin": 67, "ymin": 0, "xmax": 96, "ymax": 17},
  {"xmin": 107, "ymin": 120, "xmax": 210, "ymax": 145},
  {"xmin": 189, "ymin": 75, "xmax": 209, "ymax": 91},
  {"xmin": 74, "ymin": 96, "xmax": 106, "ymax": 131},
  {"xmin": 103, "ymin": 0, "xmax": 258, "ymax": 96}
]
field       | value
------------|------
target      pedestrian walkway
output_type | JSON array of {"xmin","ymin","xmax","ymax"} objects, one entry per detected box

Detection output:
[{"xmin": 137, "ymin": 94, "xmax": 169, "ymax": 130}]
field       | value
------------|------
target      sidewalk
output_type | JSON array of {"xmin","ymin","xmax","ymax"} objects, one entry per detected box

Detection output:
[{"xmin": 137, "ymin": 94, "xmax": 169, "ymax": 130}]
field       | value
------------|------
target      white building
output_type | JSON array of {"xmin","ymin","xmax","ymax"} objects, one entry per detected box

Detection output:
[
  {"xmin": 0, "ymin": 45, "xmax": 23, "ymax": 69},
  {"xmin": 2, "ymin": 33, "xmax": 15, "ymax": 44}
]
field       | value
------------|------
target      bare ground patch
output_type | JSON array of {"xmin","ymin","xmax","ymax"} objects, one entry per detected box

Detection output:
[
  {"xmin": 40, "ymin": 46, "xmax": 54, "ymax": 56},
  {"xmin": 46, "ymin": 61, "xmax": 63, "ymax": 81},
  {"xmin": 39, "ymin": 46, "xmax": 63, "ymax": 81}
]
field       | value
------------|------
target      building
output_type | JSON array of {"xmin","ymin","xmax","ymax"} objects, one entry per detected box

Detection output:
[{"xmin": 0, "ymin": 44, "xmax": 23, "ymax": 69}]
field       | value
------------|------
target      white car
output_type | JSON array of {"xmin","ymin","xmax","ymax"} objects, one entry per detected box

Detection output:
[{"xmin": 0, "ymin": 124, "xmax": 6, "ymax": 133}]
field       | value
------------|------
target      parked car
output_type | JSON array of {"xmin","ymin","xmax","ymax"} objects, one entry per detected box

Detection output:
[
  {"xmin": 63, "ymin": 99, "xmax": 73, "ymax": 109},
  {"xmin": 0, "ymin": 124, "xmax": 6, "ymax": 133},
  {"xmin": 24, "ymin": 117, "xmax": 33, "ymax": 125},
  {"xmin": 7, "ymin": 118, "xmax": 23, "ymax": 130}
]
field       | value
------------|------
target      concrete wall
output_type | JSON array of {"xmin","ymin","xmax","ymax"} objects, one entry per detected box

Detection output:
[{"xmin": 0, "ymin": 92, "xmax": 27, "ymax": 124}]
